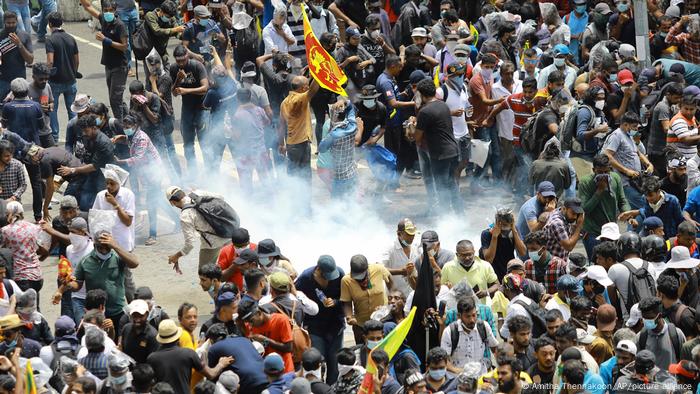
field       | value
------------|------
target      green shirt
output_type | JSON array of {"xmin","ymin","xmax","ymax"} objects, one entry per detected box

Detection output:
[
  {"xmin": 441, "ymin": 257, "xmax": 498, "ymax": 304},
  {"xmin": 74, "ymin": 251, "xmax": 127, "ymax": 317},
  {"xmin": 577, "ymin": 171, "xmax": 630, "ymax": 236}
]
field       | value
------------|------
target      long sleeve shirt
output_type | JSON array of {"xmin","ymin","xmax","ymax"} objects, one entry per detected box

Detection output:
[
  {"xmin": 178, "ymin": 192, "xmax": 231, "ymax": 254},
  {"xmin": 666, "ymin": 21, "xmax": 700, "ymax": 64},
  {"xmin": 0, "ymin": 158, "xmax": 27, "ymax": 200},
  {"xmin": 319, "ymin": 105, "xmax": 358, "ymax": 180},
  {"xmin": 639, "ymin": 192, "xmax": 685, "ymax": 238},
  {"xmin": 125, "ymin": 129, "xmax": 162, "ymax": 168},
  {"xmin": 578, "ymin": 171, "xmax": 629, "ymax": 236}
]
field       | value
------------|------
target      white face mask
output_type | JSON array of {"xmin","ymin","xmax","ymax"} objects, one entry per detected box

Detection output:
[
  {"xmin": 303, "ymin": 366, "xmax": 324, "ymax": 381},
  {"xmin": 595, "ymin": 100, "xmax": 605, "ymax": 110},
  {"xmin": 553, "ymin": 58, "xmax": 566, "ymax": 67},
  {"xmin": 338, "ymin": 364, "xmax": 355, "ymax": 377},
  {"xmin": 69, "ymin": 233, "xmax": 89, "ymax": 250}
]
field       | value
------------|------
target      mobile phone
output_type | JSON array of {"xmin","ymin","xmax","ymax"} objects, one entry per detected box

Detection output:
[
  {"xmin": 377, "ymin": 365, "xmax": 385, "ymax": 377},
  {"xmin": 438, "ymin": 300, "xmax": 446, "ymax": 316}
]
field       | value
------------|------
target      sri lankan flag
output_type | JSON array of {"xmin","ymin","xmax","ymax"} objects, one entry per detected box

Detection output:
[
  {"xmin": 301, "ymin": 6, "xmax": 348, "ymax": 96},
  {"xmin": 358, "ymin": 307, "xmax": 417, "ymax": 394},
  {"xmin": 469, "ymin": 23, "xmax": 479, "ymax": 46},
  {"xmin": 25, "ymin": 359, "xmax": 37, "ymax": 394}
]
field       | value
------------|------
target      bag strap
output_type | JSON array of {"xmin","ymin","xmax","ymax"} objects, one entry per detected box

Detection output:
[
  {"xmin": 639, "ymin": 328, "xmax": 648, "ymax": 351},
  {"xmin": 449, "ymin": 321, "xmax": 459, "ymax": 355},
  {"xmin": 290, "ymin": 300, "xmax": 299, "ymax": 327},
  {"xmin": 667, "ymin": 322, "xmax": 682, "ymax": 361}
]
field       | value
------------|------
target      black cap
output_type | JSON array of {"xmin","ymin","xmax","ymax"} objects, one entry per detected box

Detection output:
[
  {"xmin": 234, "ymin": 249, "xmax": 259, "ymax": 265},
  {"xmin": 350, "ymin": 255, "xmax": 369, "ymax": 280},
  {"xmin": 257, "ymin": 239, "xmax": 280, "ymax": 258},
  {"xmin": 301, "ymin": 347, "xmax": 324, "ymax": 370},
  {"xmin": 231, "ymin": 228, "xmax": 250, "ymax": 245},
  {"xmin": 238, "ymin": 298, "xmax": 259, "ymax": 321},
  {"xmin": 635, "ymin": 350, "xmax": 656, "ymax": 374},
  {"xmin": 134, "ymin": 286, "xmax": 153, "ymax": 300},
  {"xmin": 564, "ymin": 197, "xmax": 584, "ymax": 214},
  {"xmin": 421, "ymin": 230, "xmax": 439, "ymax": 243},
  {"xmin": 409, "ymin": 70, "xmax": 428, "ymax": 85}
]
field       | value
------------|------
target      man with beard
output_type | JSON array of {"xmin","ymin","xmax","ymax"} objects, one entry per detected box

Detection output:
[
  {"xmin": 336, "ymin": 27, "xmax": 374, "ymax": 95},
  {"xmin": 662, "ymin": 156, "xmax": 688, "ymax": 207},
  {"xmin": 528, "ymin": 337, "xmax": 557, "ymax": 385},
  {"xmin": 27, "ymin": 63, "xmax": 55, "ymax": 148},
  {"xmin": 442, "ymin": 240, "xmax": 498, "ymax": 304},
  {"xmin": 0, "ymin": 12, "xmax": 33, "ymax": 102},
  {"xmin": 493, "ymin": 356, "xmax": 525, "ymax": 394},
  {"xmin": 542, "ymin": 197, "xmax": 585, "ymax": 260},
  {"xmin": 507, "ymin": 315, "xmax": 536, "ymax": 371},
  {"xmin": 118, "ymin": 299, "xmax": 158, "ymax": 364},
  {"xmin": 409, "ymin": 27, "xmax": 437, "ymax": 60}
]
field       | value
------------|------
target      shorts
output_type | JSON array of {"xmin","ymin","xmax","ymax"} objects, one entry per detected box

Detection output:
[{"xmin": 457, "ymin": 135, "xmax": 471, "ymax": 163}]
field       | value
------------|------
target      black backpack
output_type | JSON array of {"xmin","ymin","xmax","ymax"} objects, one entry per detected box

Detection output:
[
  {"xmin": 448, "ymin": 320, "xmax": 488, "ymax": 355},
  {"xmin": 183, "ymin": 193, "xmax": 240, "ymax": 245},
  {"xmin": 48, "ymin": 339, "xmax": 79, "ymax": 391},
  {"xmin": 620, "ymin": 260, "xmax": 657, "ymax": 310},
  {"xmin": 638, "ymin": 322, "xmax": 682, "ymax": 361},
  {"xmin": 132, "ymin": 21, "xmax": 153, "ymax": 61},
  {"xmin": 520, "ymin": 110, "xmax": 546, "ymax": 159},
  {"xmin": 560, "ymin": 103, "xmax": 595, "ymax": 152},
  {"xmin": 513, "ymin": 299, "xmax": 548, "ymax": 338}
]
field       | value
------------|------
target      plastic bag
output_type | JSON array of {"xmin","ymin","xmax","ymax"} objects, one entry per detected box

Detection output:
[
  {"xmin": 19, "ymin": 358, "xmax": 53, "ymax": 389},
  {"xmin": 88, "ymin": 209, "xmax": 117, "ymax": 239},
  {"xmin": 469, "ymin": 139, "xmax": 491, "ymax": 168},
  {"xmin": 539, "ymin": 3, "xmax": 561, "ymax": 27},
  {"xmin": 363, "ymin": 144, "xmax": 398, "ymax": 183},
  {"xmin": 232, "ymin": 2, "xmax": 254, "ymax": 30},
  {"xmin": 107, "ymin": 348, "xmax": 135, "ymax": 371},
  {"xmin": 37, "ymin": 230, "xmax": 52, "ymax": 250},
  {"xmin": 145, "ymin": 48, "xmax": 165, "ymax": 76},
  {"xmin": 101, "ymin": 164, "xmax": 130, "ymax": 186}
]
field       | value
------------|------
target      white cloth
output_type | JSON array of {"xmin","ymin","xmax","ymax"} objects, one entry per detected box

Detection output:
[
  {"xmin": 500, "ymin": 293, "xmax": 532, "ymax": 339},
  {"xmin": 66, "ymin": 239, "xmax": 94, "ymax": 300},
  {"xmin": 381, "ymin": 238, "xmax": 420, "ymax": 296},
  {"xmin": 0, "ymin": 279, "xmax": 21, "ymax": 317},
  {"xmin": 492, "ymin": 80, "xmax": 522, "ymax": 140},
  {"xmin": 441, "ymin": 83, "xmax": 471, "ymax": 139},
  {"xmin": 92, "ymin": 187, "xmax": 136, "ymax": 252},
  {"xmin": 440, "ymin": 319, "xmax": 498, "ymax": 375},
  {"xmin": 309, "ymin": 8, "xmax": 339, "ymax": 37},
  {"xmin": 259, "ymin": 292, "xmax": 319, "ymax": 316}
]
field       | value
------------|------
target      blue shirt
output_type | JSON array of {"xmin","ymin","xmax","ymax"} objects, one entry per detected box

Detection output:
[
  {"xmin": 565, "ymin": 11, "xmax": 588, "ymax": 64},
  {"xmin": 638, "ymin": 193, "xmax": 684, "ymax": 238},
  {"xmin": 599, "ymin": 356, "xmax": 616, "ymax": 388},
  {"xmin": 294, "ymin": 266, "xmax": 346, "ymax": 336},
  {"xmin": 207, "ymin": 337, "xmax": 268, "ymax": 392},
  {"xmin": 376, "ymin": 71, "xmax": 402, "ymax": 127},
  {"xmin": 2, "ymin": 99, "xmax": 44, "ymax": 144},
  {"xmin": 516, "ymin": 196, "xmax": 543, "ymax": 241},
  {"xmin": 684, "ymin": 185, "xmax": 700, "ymax": 221}
]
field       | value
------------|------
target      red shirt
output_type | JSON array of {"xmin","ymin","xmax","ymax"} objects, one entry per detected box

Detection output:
[
  {"xmin": 496, "ymin": 92, "xmax": 536, "ymax": 147},
  {"xmin": 249, "ymin": 314, "xmax": 294, "ymax": 373},
  {"xmin": 216, "ymin": 243, "xmax": 258, "ymax": 290},
  {"xmin": 468, "ymin": 72, "xmax": 493, "ymax": 125}
]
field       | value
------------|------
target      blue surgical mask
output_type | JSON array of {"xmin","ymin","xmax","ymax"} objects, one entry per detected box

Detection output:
[
  {"xmin": 576, "ymin": 5, "xmax": 587, "ymax": 13},
  {"xmin": 609, "ymin": 73, "xmax": 618, "ymax": 82},
  {"xmin": 124, "ymin": 128, "xmax": 135, "ymax": 137},
  {"xmin": 199, "ymin": 19, "xmax": 209, "ymax": 27},
  {"xmin": 103, "ymin": 12, "xmax": 115, "ymax": 23},
  {"xmin": 95, "ymin": 117, "xmax": 102, "ymax": 126},
  {"xmin": 367, "ymin": 339, "xmax": 380, "ymax": 349},
  {"xmin": 110, "ymin": 374, "xmax": 128, "ymax": 386},
  {"xmin": 160, "ymin": 15, "xmax": 170, "ymax": 23},
  {"xmin": 399, "ymin": 238, "xmax": 411, "ymax": 247},
  {"xmin": 5, "ymin": 338, "xmax": 16, "ymax": 351},
  {"xmin": 363, "ymin": 99, "xmax": 376, "ymax": 109},
  {"xmin": 95, "ymin": 250, "xmax": 113, "ymax": 260},
  {"xmin": 529, "ymin": 250, "xmax": 541, "ymax": 262},
  {"xmin": 449, "ymin": 75, "xmax": 464, "ymax": 86},
  {"xmin": 553, "ymin": 58, "xmax": 566, "ymax": 67},
  {"xmin": 259, "ymin": 256, "xmax": 272, "ymax": 267},
  {"xmin": 628, "ymin": 129, "xmax": 639, "ymax": 138},
  {"xmin": 617, "ymin": 3, "xmax": 629, "ymax": 13},
  {"xmin": 428, "ymin": 368, "xmax": 447, "ymax": 380},
  {"xmin": 643, "ymin": 317, "xmax": 657, "ymax": 330}
]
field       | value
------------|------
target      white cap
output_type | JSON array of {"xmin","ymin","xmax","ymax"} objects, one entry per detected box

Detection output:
[
  {"xmin": 616, "ymin": 339, "xmax": 637, "ymax": 355},
  {"xmin": 576, "ymin": 328, "xmax": 596, "ymax": 344},
  {"xmin": 584, "ymin": 265, "xmax": 613, "ymax": 287},
  {"xmin": 626, "ymin": 303, "xmax": 642, "ymax": 327},
  {"xmin": 667, "ymin": 246, "xmax": 700, "ymax": 269},
  {"xmin": 596, "ymin": 222, "xmax": 620, "ymax": 241},
  {"xmin": 128, "ymin": 299, "xmax": 149, "ymax": 316},
  {"xmin": 252, "ymin": 340, "xmax": 265, "ymax": 355},
  {"xmin": 618, "ymin": 44, "xmax": 636, "ymax": 60}
]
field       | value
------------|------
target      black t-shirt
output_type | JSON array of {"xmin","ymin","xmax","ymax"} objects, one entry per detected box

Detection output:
[
  {"xmin": 416, "ymin": 100, "xmax": 458, "ymax": 160},
  {"xmin": 0, "ymin": 29, "xmax": 32, "ymax": 82},
  {"xmin": 200, "ymin": 316, "xmax": 241, "ymax": 341},
  {"xmin": 534, "ymin": 109, "xmax": 559, "ymax": 153},
  {"xmin": 40, "ymin": 147, "xmax": 82, "ymax": 179},
  {"xmin": 83, "ymin": 131, "xmax": 115, "ymax": 169},
  {"xmin": 260, "ymin": 63, "xmax": 291, "ymax": 117},
  {"xmin": 333, "ymin": 0, "xmax": 369, "ymax": 29},
  {"xmin": 120, "ymin": 323, "xmax": 159, "ymax": 364},
  {"xmin": 527, "ymin": 363, "xmax": 555, "ymax": 386},
  {"xmin": 99, "ymin": 15, "xmax": 128, "ymax": 68},
  {"xmin": 356, "ymin": 101, "xmax": 387, "ymax": 145},
  {"xmin": 360, "ymin": 34, "xmax": 389, "ymax": 84},
  {"xmin": 480, "ymin": 229, "xmax": 516, "ymax": 281},
  {"xmin": 606, "ymin": 90, "xmax": 640, "ymax": 128},
  {"xmin": 45, "ymin": 30, "xmax": 79, "ymax": 84},
  {"xmin": 147, "ymin": 346, "xmax": 203, "ymax": 394},
  {"xmin": 515, "ymin": 345, "xmax": 537, "ymax": 371},
  {"xmin": 660, "ymin": 176, "xmax": 687, "ymax": 208},
  {"xmin": 169, "ymin": 59, "xmax": 208, "ymax": 108}
]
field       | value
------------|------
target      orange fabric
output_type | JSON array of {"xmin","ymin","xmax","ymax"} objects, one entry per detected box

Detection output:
[
  {"xmin": 216, "ymin": 243, "xmax": 257, "ymax": 290},
  {"xmin": 250, "ymin": 314, "xmax": 295, "ymax": 372},
  {"xmin": 179, "ymin": 330, "xmax": 204, "ymax": 389}
]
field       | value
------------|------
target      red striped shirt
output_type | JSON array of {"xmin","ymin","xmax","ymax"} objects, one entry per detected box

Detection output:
[{"xmin": 498, "ymin": 92, "xmax": 536, "ymax": 146}]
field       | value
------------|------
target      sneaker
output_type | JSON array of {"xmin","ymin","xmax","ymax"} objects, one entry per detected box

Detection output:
[
  {"xmin": 128, "ymin": 68, "xmax": 136, "ymax": 77},
  {"xmin": 30, "ymin": 15, "xmax": 39, "ymax": 33},
  {"xmin": 145, "ymin": 237, "xmax": 157, "ymax": 246}
]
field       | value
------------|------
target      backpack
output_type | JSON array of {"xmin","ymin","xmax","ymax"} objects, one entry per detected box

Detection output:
[
  {"xmin": 48, "ymin": 338, "xmax": 79, "ymax": 391},
  {"xmin": 638, "ymin": 322, "xmax": 682, "ymax": 361},
  {"xmin": 132, "ymin": 21, "xmax": 153, "ymax": 61},
  {"xmin": 520, "ymin": 110, "xmax": 546, "ymax": 158},
  {"xmin": 671, "ymin": 304, "xmax": 696, "ymax": 330},
  {"xmin": 183, "ymin": 193, "xmax": 240, "ymax": 245},
  {"xmin": 270, "ymin": 300, "xmax": 311, "ymax": 364},
  {"xmin": 448, "ymin": 320, "xmax": 488, "ymax": 356},
  {"xmin": 559, "ymin": 103, "xmax": 595, "ymax": 153},
  {"xmin": 513, "ymin": 299, "xmax": 547, "ymax": 338},
  {"xmin": 1, "ymin": 279, "xmax": 14, "ymax": 298},
  {"xmin": 620, "ymin": 260, "xmax": 657, "ymax": 310}
]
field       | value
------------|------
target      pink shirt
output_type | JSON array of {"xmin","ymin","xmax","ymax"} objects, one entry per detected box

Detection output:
[{"xmin": 1, "ymin": 220, "xmax": 42, "ymax": 281}]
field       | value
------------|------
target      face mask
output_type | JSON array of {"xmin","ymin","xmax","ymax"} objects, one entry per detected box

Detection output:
[
  {"xmin": 69, "ymin": 233, "xmax": 88, "ymax": 250},
  {"xmin": 207, "ymin": 284, "xmax": 217, "ymax": 298},
  {"xmin": 576, "ymin": 5, "xmax": 587, "ymax": 13},
  {"xmin": 660, "ymin": 32, "xmax": 668, "ymax": 38},
  {"xmin": 399, "ymin": 238, "xmax": 411, "ymax": 247},
  {"xmin": 5, "ymin": 338, "xmax": 16, "ymax": 351},
  {"xmin": 441, "ymin": 10, "xmax": 448, "ymax": 19},
  {"xmin": 103, "ymin": 12, "xmax": 115, "ymax": 23},
  {"xmin": 110, "ymin": 374, "xmax": 128, "ymax": 386},
  {"xmin": 200, "ymin": 19, "xmax": 210, "ymax": 27},
  {"xmin": 160, "ymin": 15, "xmax": 170, "ymax": 23},
  {"xmin": 370, "ymin": 30, "xmax": 381, "ymax": 40},
  {"xmin": 481, "ymin": 68, "xmax": 493, "ymax": 81},
  {"xmin": 595, "ymin": 100, "xmax": 605, "ymax": 110},
  {"xmin": 428, "ymin": 368, "xmax": 447, "ymax": 380},
  {"xmin": 95, "ymin": 117, "xmax": 102, "ymax": 126},
  {"xmin": 609, "ymin": 73, "xmax": 618, "ymax": 83},
  {"xmin": 529, "ymin": 250, "xmax": 541, "ymax": 262},
  {"xmin": 628, "ymin": 129, "xmax": 639, "ymax": 138},
  {"xmin": 95, "ymin": 250, "xmax": 112, "ymax": 260},
  {"xmin": 259, "ymin": 256, "xmax": 272, "ymax": 267},
  {"xmin": 449, "ymin": 75, "xmax": 464, "ymax": 86},
  {"xmin": 617, "ymin": 3, "xmax": 629, "ymax": 13},
  {"xmin": 643, "ymin": 317, "xmax": 657, "ymax": 330},
  {"xmin": 554, "ymin": 58, "xmax": 566, "ymax": 67},
  {"xmin": 338, "ymin": 364, "xmax": 354, "ymax": 377},
  {"xmin": 304, "ymin": 366, "xmax": 324, "ymax": 381},
  {"xmin": 124, "ymin": 128, "xmax": 135, "ymax": 137},
  {"xmin": 366, "ymin": 339, "xmax": 380, "ymax": 349},
  {"xmin": 363, "ymin": 99, "xmax": 377, "ymax": 109}
]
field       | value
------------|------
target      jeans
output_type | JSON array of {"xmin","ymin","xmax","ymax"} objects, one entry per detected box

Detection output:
[
  {"xmin": 72, "ymin": 297, "xmax": 85, "ymax": 324},
  {"xmin": 49, "ymin": 81, "xmax": 77, "ymax": 141},
  {"xmin": 563, "ymin": 150, "xmax": 577, "ymax": 198},
  {"xmin": 431, "ymin": 156, "xmax": 463, "ymax": 214},
  {"xmin": 36, "ymin": 0, "xmax": 56, "ymax": 38},
  {"xmin": 309, "ymin": 331, "xmax": 344, "ymax": 385},
  {"xmin": 7, "ymin": 4, "xmax": 30, "ymax": 32},
  {"xmin": 180, "ymin": 107, "xmax": 207, "ymax": 174},
  {"xmin": 623, "ymin": 184, "xmax": 645, "ymax": 210},
  {"xmin": 15, "ymin": 279, "xmax": 43, "ymax": 311},
  {"xmin": 384, "ymin": 124, "xmax": 417, "ymax": 176},
  {"xmin": 139, "ymin": 169, "xmax": 179, "ymax": 238},
  {"xmin": 105, "ymin": 66, "xmax": 127, "ymax": 120},
  {"xmin": 25, "ymin": 163, "xmax": 43, "ymax": 220},
  {"xmin": 208, "ymin": 134, "xmax": 236, "ymax": 174},
  {"xmin": 57, "ymin": 278, "xmax": 74, "ymax": 322},
  {"xmin": 473, "ymin": 125, "xmax": 502, "ymax": 180},
  {"xmin": 583, "ymin": 234, "xmax": 599, "ymax": 262},
  {"xmin": 117, "ymin": 8, "xmax": 139, "ymax": 69},
  {"xmin": 161, "ymin": 117, "xmax": 181, "ymax": 178},
  {"xmin": 331, "ymin": 176, "xmax": 356, "ymax": 199},
  {"xmin": 513, "ymin": 146, "xmax": 532, "ymax": 200},
  {"xmin": 417, "ymin": 148, "xmax": 436, "ymax": 208},
  {"xmin": 65, "ymin": 171, "xmax": 104, "ymax": 211}
]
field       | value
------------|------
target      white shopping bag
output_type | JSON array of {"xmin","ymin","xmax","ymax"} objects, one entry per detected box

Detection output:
[{"xmin": 469, "ymin": 139, "xmax": 491, "ymax": 168}]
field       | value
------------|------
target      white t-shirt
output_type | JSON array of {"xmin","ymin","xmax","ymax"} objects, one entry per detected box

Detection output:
[
  {"xmin": 381, "ymin": 238, "xmax": 420, "ymax": 297},
  {"xmin": 67, "ymin": 239, "xmax": 94, "ymax": 300},
  {"xmin": 608, "ymin": 257, "xmax": 657, "ymax": 308},
  {"xmin": 442, "ymin": 83, "xmax": 471, "ymax": 139},
  {"xmin": 92, "ymin": 187, "xmax": 136, "ymax": 251},
  {"xmin": 0, "ymin": 279, "xmax": 22, "ymax": 317},
  {"xmin": 492, "ymin": 80, "xmax": 522, "ymax": 140}
]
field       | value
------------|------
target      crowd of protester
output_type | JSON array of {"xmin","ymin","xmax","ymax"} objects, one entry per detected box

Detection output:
[{"xmin": 1, "ymin": 0, "xmax": 700, "ymax": 393}]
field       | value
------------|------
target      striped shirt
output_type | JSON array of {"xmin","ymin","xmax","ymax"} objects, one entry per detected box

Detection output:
[
  {"xmin": 668, "ymin": 112, "xmax": 698, "ymax": 160},
  {"xmin": 666, "ymin": 22, "xmax": 700, "ymax": 64},
  {"xmin": 496, "ymin": 92, "xmax": 536, "ymax": 147},
  {"xmin": 78, "ymin": 352, "xmax": 110, "ymax": 379},
  {"xmin": 125, "ymin": 129, "xmax": 162, "ymax": 168},
  {"xmin": 287, "ymin": 6, "xmax": 307, "ymax": 65}
]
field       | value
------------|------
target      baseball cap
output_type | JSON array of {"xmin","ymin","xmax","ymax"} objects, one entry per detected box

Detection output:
[
  {"xmin": 317, "ymin": 255, "xmax": 340, "ymax": 280},
  {"xmin": 55, "ymin": 315, "xmax": 76, "ymax": 337},
  {"xmin": 411, "ymin": 27, "xmax": 427, "ymax": 37},
  {"xmin": 134, "ymin": 286, "xmax": 154, "ymax": 300},
  {"xmin": 642, "ymin": 216, "xmax": 664, "ymax": 231},
  {"xmin": 216, "ymin": 371, "xmax": 240, "ymax": 393},
  {"xmin": 128, "ymin": 299, "xmax": 149, "ymax": 316},
  {"xmin": 506, "ymin": 259, "xmax": 524, "ymax": 272},
  {"xmin": 193, "ymin": 5, "xmax": 211, "ymax": 17},
  {"xmin": 618, "ymin": 44, "xmax": 636, "ymax": 60},
  {"xmin": 615, "ymin": 339, "xmax": 637, "ymax": 355},
  {"xmin": 409, "ymin": 70, "xmax": 428, "ymax": 85},
  {"xmin": 165, "ymin": 186, "xmax": 183, "ymax": 201},
  {"xmin": 453, "ymin": 44, "xmax": 470, "ymax": 60},
  {"xmin": 594, "ymin": 2, "xmax": 613, "ymax": 14},
  {"xmin": 350, "ymin": 255, "xmax": 369, "ymax": 280},
  {"xmin": 670, "ymin": 63, "xmax": 686, "ymax": 75},
  {"xmin": 597, "ymin": 222, "xmax": 621, "ymax": 241},
  {"xmin": 537, "ymin": 181, "xmax": 556, "ymax": 197},
  {"xmin": 635, "ymin": 350, "xmax": 656, "ymax": 374},
  {"xmin": 618, "ymin": 69, "xmax": 635, "ymax": 85},
  {"xmin": 626, "ymin": 303, "xmax": 642, "ymax": 327},
  {"xmin": 684, "ymin": 85, "xmax": 700, "ymax": 100},
  {"xmin": 553, "ymin": 44, "xmax": 570, "ymax": 56},
  {"xmin": 576, "ymin": 328, "xmax": 595, "ymax": 345},
  {"xmin": 557, "ymin": 274, "xmax": 583, "ymax": 293},
  {"xmin": 596, "ymin": 304, "xmax": 617, "ymax": 331},
  {"xmin": 446, "ymin": 62, "xmax": 466, "ymax": 76},
  {"xmin": 238, "ymin": 298, "xmax": 259, "ymax": 321},
  {"xmin": 421, "ymin": 230, "xmax": 439, "ymax": 243},
  {"xmin": 346, "ymin": 27, "xmax": 361, "ymax": 38},
  {"xmin": 231, "ymin": 228, "xmax": 250, "ymax": 245},
  {"xmin": 289, "ymin": 377, "xmax": 312, "ymax": 394},
  {"xmin": 503, "ymin": 273, "xmax": 523, "ymax": 292},
  {"xmin": 398, "ymin": 218, "xmax": 417, "ymax": 235},
  {"xmin": 69, "ymin": 217, "xmax": 87, "ymax": 232},
  {"xmin": 585, "ymin": 265, "xmax": 613, "ymax": 287},
  {"xmin": 669, "ymin": 360, "xmax": 700, "ymax": 379},
  {"xmin": 264, "ymin": 353, "xmax": 285, "ymax": 373},
  {"xmin": 269, "ymin": 271, "xmax": 291, "ymax": 292},
  {"xmin": 564, "ymin": 197, "xmax": 584, "ymax": 214},
  {"xmin": 301, "ymin": 347, "xmax": 324, "ymax": 367},
  {"xmin": 60, "ymin": 195, "xmax": 78, "ymax": 209},
  {"xmin": 234, "ymin": 249, "xmax": 259, "ymax": 265}
]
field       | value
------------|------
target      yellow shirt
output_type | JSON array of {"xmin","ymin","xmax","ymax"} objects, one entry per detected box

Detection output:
[
  {"xmin": 478, "ymin": 369, "xmax": 533, "ymax": 387},
  {"xmin": 179, "ymin": 330, "xmax": 203, "ymax": 388},
  {"xmin": 280, "ymin": 90, "xmax": 312, "ymax": 145},
  {"xmin": 340, "ymin": 264, "xmax": 391, "ymax": 324},
  {"xmin": 441, "ymin": 257, "xmax": 498, "ymax": 303}
]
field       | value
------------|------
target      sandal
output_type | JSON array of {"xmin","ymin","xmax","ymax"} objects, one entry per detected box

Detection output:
[{"xmin": 145, "ymin": 237, "xmax": 157, "ymax": 246}]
